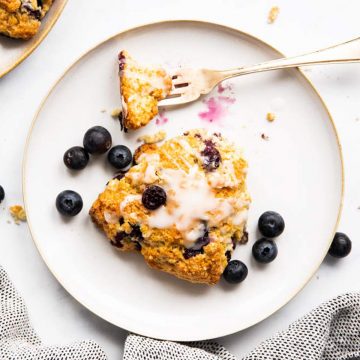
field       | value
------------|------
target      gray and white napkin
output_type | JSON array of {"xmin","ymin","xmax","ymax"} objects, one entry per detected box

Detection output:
[{"xmin": 1, "ymin": 265, "xmax": 359, "ymax": 360}]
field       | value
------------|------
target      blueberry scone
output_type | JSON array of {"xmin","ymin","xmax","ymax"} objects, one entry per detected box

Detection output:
[
  {"xmin": 118, "ymin": 50, "xmax": 172, "ymax": 131},
  {"xmin": 90, "ymin": 129, "xmax": 251, "ymax": 285},
  {"xmin": 0, "ymin": 0, "xmax": 52, "ymax": 39}
]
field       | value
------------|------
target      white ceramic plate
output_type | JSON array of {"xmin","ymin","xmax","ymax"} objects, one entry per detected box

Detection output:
[
  {"xmin": 23, "ymin": 21, "xmax": 343, "ymax": 341},
  {"xmin": 0, "ymin": 0, "xmax": 67, "ymax": 78}
]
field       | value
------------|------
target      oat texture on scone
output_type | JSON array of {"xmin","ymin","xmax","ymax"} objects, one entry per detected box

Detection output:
[
  {"xmin": 0, "ymin": 0, "xmax": 53, "ymax": 39},
  {"xmin": 90, "ymin": 129, "xmax": 251, "ymax": 285},
  {"xmin": 118, "ymin": 50, "xmax": 172, "ymax": 130}
]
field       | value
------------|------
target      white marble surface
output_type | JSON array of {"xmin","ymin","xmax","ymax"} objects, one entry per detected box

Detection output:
[{"xmin": 0, "ymin": 0, "xmax": 359, "ymax": 358}]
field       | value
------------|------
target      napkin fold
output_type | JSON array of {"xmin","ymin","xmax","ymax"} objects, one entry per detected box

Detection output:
[
  {"xmin": 0, "ymin": 266, "xmax": 107, "ymax": 359},
  {"xmin": 1, "ymin": 264, "xmax": 359, "ymax": 360},
  {"xmin": 124, "ymin": 292, "xmax": 360, "ymax": 360}
]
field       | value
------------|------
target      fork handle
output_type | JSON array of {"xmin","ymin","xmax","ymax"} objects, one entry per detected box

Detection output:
[{"xmin": 219, "ymin": 37, "xmax": 360, "ymax": 79}]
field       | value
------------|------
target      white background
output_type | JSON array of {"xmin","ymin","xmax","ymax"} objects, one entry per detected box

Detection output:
[{"xmin": 0, "ymin": 0, "xmax": 359, "ymax": 358}]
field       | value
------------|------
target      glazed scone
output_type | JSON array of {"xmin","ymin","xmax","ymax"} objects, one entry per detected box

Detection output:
[
  {"xmin": 0, "ymin": 0, "xmax": 53, "ymax": 39},
  {"xmin": 90, "ymin": 129, "xmax": 251, "ymax": 285},
  {"xmin": 118, "ymin": 50, "xmax": 172, "ymax": 130}
]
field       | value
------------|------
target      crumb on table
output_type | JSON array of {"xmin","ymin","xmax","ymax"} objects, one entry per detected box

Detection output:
[
  {"xmin": 9, "ymin": 205, "xmax": 27, "ymax": 224},
  {"xmin": 266, "ymin": 112, "xmax": 276, "ymax": 122},
  {"xmin": 137, "ymin": 130, "xmax": 167, "ymax": 144},
  {"xmin": 268, "ymin": 6, "xmax": 280, "ymax": 24},
  {"xmin": 111, "ymin": 108, "xmax": 122, "ymax": 118},
  {"xmin": 261, "ymin": 133, "xmax": 269, "ymax": 141}
]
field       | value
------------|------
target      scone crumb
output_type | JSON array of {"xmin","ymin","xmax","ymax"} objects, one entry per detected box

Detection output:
[
  {"xmin": 137, "ymin": 130, "xmax": 167, "ymax": 144},
  {"xmin": 261, "ymin": 133, "xmax": 269, "ymax": 141},
  {"xmin": 268, "ymin": 6, "xmax": 280, "ymax": 24},
  {"xmin": 100, "ymin": 109, "xmax": 106, "ymax": 113},
  {"xmin": 266, "ymin": 112, "xmax": 276, "ymax": 122},
  {"xmin": 111, "ymin": 108, "xmax": 122, "ymax": 118},
  {"xmin": 9, "ymin": 205, "xmax": 27, "ymax": 224}
]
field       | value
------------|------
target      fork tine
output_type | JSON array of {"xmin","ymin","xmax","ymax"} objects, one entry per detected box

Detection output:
[
  {"xmin": 159, "ymin": 95, "xmax": 188, "ymax": 107},
  {"xmin": 166, "ymin": 87, "xmax": 187, "ymax": 97}
]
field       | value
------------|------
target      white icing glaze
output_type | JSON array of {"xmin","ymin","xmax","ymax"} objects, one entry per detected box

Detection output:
[
  {"xmin": 144, "ymin": 163, "xmax": 158, "ymax": 183},
  {"xmin": 120, "ymin": 194, "xmax": 141, "ymax": 211},
  {"xmin": 232, "ymin": 210, "xmax": 248, "ymax": 226},
  {"xmin": 148, "ymin": 165, "xmax": 218, "ymax": 244},
  {"xmin": 185, "ymin": 222, "xmax": 206, "ymax": 243},
  {"xmin": 208, "ymin": 159, "xmax": 239, "ymax": 188},
  {"xmin": 123, "ymin": 65, "xmax": 170, "ymax": 95},
  {"xmin": 104, "ymin": 211, "xmax": 119, "ymax": 224}
]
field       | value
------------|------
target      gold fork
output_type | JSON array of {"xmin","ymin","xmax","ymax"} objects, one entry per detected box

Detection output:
[{"xmin": 159, "ymin": 37, "xmax": 360, "ymax": 107}]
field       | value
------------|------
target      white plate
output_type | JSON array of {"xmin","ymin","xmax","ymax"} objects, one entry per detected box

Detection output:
[
  {"xmin": 23, "ymin": 21, "xmax": 343, "ymax": 341},
  {"xmin": 0, "ymin": 0, "xmax": 67, "ymax": 78}
]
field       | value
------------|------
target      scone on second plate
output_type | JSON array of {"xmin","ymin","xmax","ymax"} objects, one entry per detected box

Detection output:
[
  {"xmin": 0, "ymin": 0, "xmax": 53, "ymax": 39},
  {"xmin": 118, "ymin": 50, "xmax": 172, "ymax": 130},
  {"xmin": 90, "ymin": 129, "xmax": 251, "ymax": 285}
]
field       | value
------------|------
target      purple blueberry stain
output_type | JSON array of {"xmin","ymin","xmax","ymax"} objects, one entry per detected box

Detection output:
[
  {"xmin": 225, "ymin": 251, "xmax": 232, "ymax": 262},
  {"xmin": 183, "ymin": 248, "xmax": 204, "ymax": 259},
  {"xmin": 191, "ymin": 231, "xmax": 210, "ymax": 251},
  {"xmin": 22, "ymin": 3, "xmax": 42, "ymax": 19},
  {"xmin": 118, "ymin": 52, "xmax": 126, "ymax": 72},
  {"xmin": 111, "ymin": 231, "xmax": 126, "ymax": 248},
  {"xmin": 130, "ymin": 224, "xmax": 144, "ymax": 242},
  {"xmin": 183, "ymin": 227, "xmax": 210, "ymax": 259},
  {"xmin": 201, "ymin": 139, "xmax": 221, "ymax": 172}
]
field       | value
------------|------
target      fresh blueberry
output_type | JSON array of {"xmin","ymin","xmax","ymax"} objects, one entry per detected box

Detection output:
[
  {"xmin": 223, "ymin": 260, "xmax": 248, "ymax": 284},
  {"xmin": 252, "ymin": 238, "xmax": 278, "ymax": 263},
  {"xmin": 258, "ymin": 211, "xmax": 285, "ymax": 238},
  {"xmin": 83, "ymin": 126, "xmax": 112, "ymax": 154},
  {"xmin": 55, "ymin": 190, "xmax": 83, "ymax": 217},
  {"xmin": 328, "ymin": 232, "xmax": 352, "ymax": 258},
  {"xmin": 63, "ymin": 146, "xmax": 89, "ymax": 170},
  {"xmin": 0, "ymin": 185, "xmax": 4, "ymax": 203},
  {"xmin": 142, "ymin": 185, "xmax": 166, "ymax": 210},
  {"xmin": 107, "ymin": 145, "xmax": 132, "ymax": 169}
]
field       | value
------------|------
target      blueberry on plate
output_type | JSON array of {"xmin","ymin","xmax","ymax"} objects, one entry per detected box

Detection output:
[
  {"xmin": 0, "ymin": 185, "xmax": 4, "ymax": 203},
  {"xmin": 252, "ymin": 238, "xmax": 278, "ymax": 263},
  {"xmin": 223, "ymin": 260, "xmax": 248, "ymax": 284},
  {"xmin": 83, "ymin": 126, "xmax": 112, "ymax": 154},
  {"xmin": 63, "ymin": 146, "xmax": 89, "ymax": 170},
  {"xmin": 56, "ymin": 190, "xmax": 83, "ymax": 216},
  {"xmin": 258, "ymin": 211, "xmax": 285, "ymax": 238},
  {"xmin": 328, "ymin": 232, "xmax": 352, "ymax": 258},
  {"xmin": 107, "ymin": 145, "xmax": 132, "ymax": 169},
  {"xmin": 142, "ymin": 185, "xmax": 166, "ymax": 210}
]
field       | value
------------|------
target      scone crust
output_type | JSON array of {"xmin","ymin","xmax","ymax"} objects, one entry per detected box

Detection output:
[
  {"xmin": 119, "ymin": 50, "xmax": 172, "ymax": 130},
  {"xmin": 90, "ymin": 129, "xmax": 250, "ymax": 285},
  {"xmin": 0, "ymin": 0, "xmax": 53, "ymax": 39}
]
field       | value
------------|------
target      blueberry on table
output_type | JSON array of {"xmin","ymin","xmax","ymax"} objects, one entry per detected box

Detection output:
[
  {"xmin": 258, "ymin": 211, "xmax": 285, "ymax": 238},
  {"xmin": 252, "ymin": 238, "xmax": 278, "ymax": 263},
  {"xmin": 0, "ymin": 185, "xmax": 4, "ymax": 203},
  {"xmin": 63, "ymin": 146, "xmax": 89, "ymax": 170},
  {"xmin": 328, "ymin": 232, "xmax": 352, "ymax": 258},
  {"xmin": 56, "ymin": 190, "xmax": 83, "ymax": 216},
  {"xmin": 83, "ymin": 126, "xmax": 112, "ymax": 154},
  {"xmin": 223, "ymin": 260, "xmax": 248, "ymax": 284},
  {"xmin": 107, "ymin": 145, "xmax": 132, "ymax": 169},
  {"xmin": 142, "ymin": 185, "xmax": 166, "ymax": 210}
]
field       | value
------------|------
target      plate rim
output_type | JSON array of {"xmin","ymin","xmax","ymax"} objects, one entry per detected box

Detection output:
[
  {"xmin": 0, "ymin": 0, "xmax": 68, "ymax": 78},
  {"xmin": 22, "ymin": 19, "xmax": 344, "ymax": 340}
]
